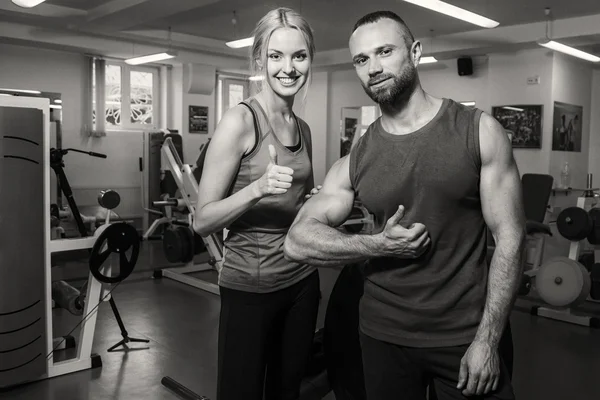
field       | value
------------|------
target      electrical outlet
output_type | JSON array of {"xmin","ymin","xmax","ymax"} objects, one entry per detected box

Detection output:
[{"xmin": 527, "ymin": 76, "xmax": 541, "ymax": 85}]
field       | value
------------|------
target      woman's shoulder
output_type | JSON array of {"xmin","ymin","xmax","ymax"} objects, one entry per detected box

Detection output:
[{"xmin": 216, "ymin": 102, "xmax": 256, "ymax": 138}]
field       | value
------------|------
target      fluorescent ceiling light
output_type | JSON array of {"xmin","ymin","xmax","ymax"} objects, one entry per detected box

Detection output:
[
  {"xmin": 402, "ymin": 0, "xmax": 499, "ymax": 28},
  {"xmin": 503, "ymin": 106, "xmax": 524, "ymax": 112},
  {"xmin": 461, "ymin": 101, "xmax": 476, "ymax": 106},
  {"xmin": 537, "ymin": 39, "xmax": 600, "ymax": 63},
  {"xmin": 0, "ymin": 88, "xmax": 41, "ymax": 94},
  {"xmin": 125, "ymin": 51, "xmax": 177, "ymax": 65},
  {"xmin": 226, "ymin": 37, "xmax": 254, "ymax": 49},
  {"xmin": 248, "ymin": 75, "xmax": 264, "ymax": 81},
  {"xmin": 55, "ymin": 99, "xmax": 62, "ymax": 103},
  {"xmin": 50, "ymin": 105, "xmax": 62, "ymax": 109},
  {"xmin": 420, "ymin": 56, "xmax": 438, "ymax": 64},
  {"xmin": 11, "ymin": 0, "xmax": 47, "ymax": 8}
]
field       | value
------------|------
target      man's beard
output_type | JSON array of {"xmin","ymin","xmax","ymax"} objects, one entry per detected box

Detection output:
[{"xmin": 362, "ymin": 63, "xmax": 417, "ymax": 106}]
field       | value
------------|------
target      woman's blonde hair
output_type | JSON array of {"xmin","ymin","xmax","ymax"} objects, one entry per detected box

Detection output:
[{"xmin": 249, "ymin": 7, "xmax": 315, "ymax": 103}]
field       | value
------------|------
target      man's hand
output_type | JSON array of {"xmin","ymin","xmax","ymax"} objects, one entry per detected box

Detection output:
[
  {"xmin": 305, "ymin": 185, "xmax": 322, "ymax": 200},
  {"xmin": 377, "ymin": 205, "xmax": 431, "ymax": 259},
  {"xmin": 457, "ymin": 340, "xmax": 501, "ymax": 396}
]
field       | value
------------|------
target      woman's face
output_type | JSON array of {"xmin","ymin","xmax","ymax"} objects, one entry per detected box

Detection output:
[{"xmin": 264, "ymin": 27, "xmax": 310, "ymax": 98}]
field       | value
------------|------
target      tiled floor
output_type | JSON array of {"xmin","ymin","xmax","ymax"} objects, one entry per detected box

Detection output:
[{"xmin": 2, "ymin": 244, "xmax": 600, "ymax": 399}]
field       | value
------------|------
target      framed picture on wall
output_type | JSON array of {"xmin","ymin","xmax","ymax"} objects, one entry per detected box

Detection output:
[
  {"xmin": 491, "ymin": 104, "xmax": 543, "ymax": 149},
  {"xmin": 551, "ymin": 101, "xmax": 582, "ymax": 152},
  {"xmin": 189, "ymin": 105, "xmax": 208, "ymax": 134}
]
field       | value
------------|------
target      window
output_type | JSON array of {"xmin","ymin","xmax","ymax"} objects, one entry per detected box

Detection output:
[
  {"xmin": 93, "ymin": 61, "xmax": 160, "ymax": 131},
  {"xmin": 216, "ymin": 75, "xmax": 252, "ymax": 124}
]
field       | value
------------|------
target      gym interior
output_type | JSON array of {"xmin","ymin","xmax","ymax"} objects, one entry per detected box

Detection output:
[{"xmin": 2, "ymin": 0, "xmax": 600, "ymax": 399}]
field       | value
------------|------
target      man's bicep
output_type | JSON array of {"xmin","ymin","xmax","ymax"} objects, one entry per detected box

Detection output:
[
  {"xmin": 296, "ymin": 156, "xmax": 355, "ymax": 227},
  {"xmin": 479, "ymin": 113, "xmax": 525, "ymax": 238}
]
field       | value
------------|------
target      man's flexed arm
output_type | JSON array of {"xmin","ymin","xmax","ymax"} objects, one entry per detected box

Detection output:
[{"xmin": 284, "ymin": 156, "xmax": 431, "ymax": 267}]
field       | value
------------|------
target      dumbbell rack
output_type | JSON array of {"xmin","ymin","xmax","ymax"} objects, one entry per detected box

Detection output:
[{"xmin": 530, "ymin": 194, "xmax": 600, "ymax": 327}]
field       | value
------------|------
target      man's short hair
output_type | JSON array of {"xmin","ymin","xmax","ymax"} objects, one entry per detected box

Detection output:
[{"xmin": 351, "ymin": 11, "xmax": 415, "ymax": 49}]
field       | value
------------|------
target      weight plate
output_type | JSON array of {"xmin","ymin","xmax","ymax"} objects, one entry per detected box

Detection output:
[
  {"xmin": 163, "ymin": 227, "xmax": 183, "ymax": 263},
  {"xmin": 89, "ymin": 222, "xmax": 140, "ymax": 284},
  {"xmin": 98, "ymin": 189, "xmax": 121, "ymax": 210},
  {"xmin": 518, "ymin": 274, "xmax": 532, "ymax": 295},
  {"xmin": 536, "ymin": 256, "xmax": 591, "ymax": 308},
  {"xmin": 178, "ymin": 226, "xmax": 194, "ymax": 263},
  {"xmin": 556, "ymin": 207, "xmax": 593, "ymax": 241},
  {"xmin": 587, "ymin": 208, "xmax": 600, "ymax": 245},
  {"xmin": 591, "ymin": 264, "xmax": 600, "ymax": 300}
]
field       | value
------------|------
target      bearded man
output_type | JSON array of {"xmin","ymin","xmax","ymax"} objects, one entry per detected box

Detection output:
[{"xmin": 284, "ymin": 10, "xmax": 526, "ymax": 400}]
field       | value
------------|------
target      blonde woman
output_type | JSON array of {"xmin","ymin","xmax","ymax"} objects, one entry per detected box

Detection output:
[{"xmin": 193, "ymin": 8, "xmax": 320, "ymax": 400}]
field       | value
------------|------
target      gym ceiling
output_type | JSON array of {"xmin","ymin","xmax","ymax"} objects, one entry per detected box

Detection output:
[{"xmin": 2, "ymin": 0, "xmax": 600, "ymax": 70}]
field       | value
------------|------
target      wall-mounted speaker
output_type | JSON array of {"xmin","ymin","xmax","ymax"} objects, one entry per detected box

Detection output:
[{"xmin": 457, "ymin": 57, "xmax": 473, "ymax": 76}]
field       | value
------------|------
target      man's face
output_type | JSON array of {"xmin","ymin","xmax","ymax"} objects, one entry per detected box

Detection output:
[{"xmin": 349, "ymin": 19, "xmax": 419, "ymax": 106}]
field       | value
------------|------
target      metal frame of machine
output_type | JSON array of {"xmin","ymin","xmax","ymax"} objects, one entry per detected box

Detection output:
[{"xmin": 0, "ymin": 96, "xmax": 110, "ymax": 389}]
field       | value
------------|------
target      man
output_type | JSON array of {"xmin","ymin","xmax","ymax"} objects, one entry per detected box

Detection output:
[{"xmin": 284, "ymin": 10, "xmax": 526, "ymax": 400}]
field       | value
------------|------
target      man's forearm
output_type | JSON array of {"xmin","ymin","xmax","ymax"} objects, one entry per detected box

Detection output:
[
  {"xmin": 285, "ymin": 218, "xmax": 382, "ymax": 267},
  {"xmin": 474, "ymin": 231, "xmax": 526, "ymax": 348}
]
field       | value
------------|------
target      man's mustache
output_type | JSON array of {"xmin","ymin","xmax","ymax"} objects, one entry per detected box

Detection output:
[{"xmin": 368, "ymin": 74, "xmax": 394, "ymax": 86}]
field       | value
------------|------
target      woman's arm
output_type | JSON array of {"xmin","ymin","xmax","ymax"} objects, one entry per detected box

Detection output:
[
  {"xmin": 192, "ymin": 104, "xmax": 295, "ymax": 237},
  {"xmin": 192, "ymin": 105, "xmax": 260, "ymax": 237}
]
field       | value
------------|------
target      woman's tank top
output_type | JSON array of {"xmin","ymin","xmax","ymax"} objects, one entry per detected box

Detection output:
[{"xmin": 218, "ymin": 97, "xmax": 316, "ymax": 293}]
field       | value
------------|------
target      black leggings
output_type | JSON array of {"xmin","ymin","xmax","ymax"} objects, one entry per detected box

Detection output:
[{"xmin": 217, "ymin": 271, "xmax": 320, "ymax": 400}]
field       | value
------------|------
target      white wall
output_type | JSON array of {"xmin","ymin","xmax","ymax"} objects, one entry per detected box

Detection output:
[
  {"xmin": 323, "ymin": 49, "xmax": 561, "ymax": 179},
  {"xmin": 179, "ymin": 65, "xmax": 216, "ymax": 165},
  {"xmin": 589, "ymin": 70, "xmax": 600, "ymax": 185},
  {"xmin": 0, "ymin": 43, "xmax": 143, "ymax": 217},
  {"xmin": 420, "ymin": 58, "xmax": 490, "ymax": 109},
  {"xmin": 487, "ymin": 49, "xmax": 555, "ymax": 176},
  {"xmin": 0, "ymin": 43, "xmax": 234, "ymax": 218},
  {"xmin": 327, "ymin": 69, "xmax": 373, "ymax": 170},
  {"xmin": 549, "ymin": 52, "xmax": 594, "ymax": 189}
]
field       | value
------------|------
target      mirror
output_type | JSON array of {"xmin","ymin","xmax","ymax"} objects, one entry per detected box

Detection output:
[
  {"xmin": 0, "ymin": 89, "xmax": 62, "ymax": 205},
  {"xmin": 340, "ymin": 105, "xmax": 381, "ymax": 158}
]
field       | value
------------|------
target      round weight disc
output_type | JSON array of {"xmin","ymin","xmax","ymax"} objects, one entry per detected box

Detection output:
[
  {"xmin": 98, "ymin": 189, "xmax": 121, "ymax": 210},
  {"xmin": 89, "ymin": 222, "xmax": 140, "ymax": 284},
  {"xmin": 178, "ymin": 226, "xmax": 194, "ymax": 263},
  {"xmin": 163, "ymin": 227, "xmax": 184, "ymax": 263},
  {"xmin": 556, "ymin": 207, "xmax": 592, "ymax": 241},
  {"xmin": 587, "ymin": 208, "xmax": 600, "ymax": 245},
  {"xmin": 536, "ymin": 256, "xmax": 591, "ymax": 308}
]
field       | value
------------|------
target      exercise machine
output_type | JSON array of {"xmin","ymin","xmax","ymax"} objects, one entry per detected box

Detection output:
[
  {"xmin": 144, "ymin": 136, "xmax": 223, "ymax": 295},
  {"xmin": 0, "ymin": 95, "xmax": 142, "ymax": 390},
  {"xmin": 525, "ymin": 174, "xmax": 600, "ymax": 327}
]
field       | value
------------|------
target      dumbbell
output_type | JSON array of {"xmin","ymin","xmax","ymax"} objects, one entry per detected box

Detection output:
[{"xmin": 556, "ymin": 207, "xmax": 600, "ymax": 244}]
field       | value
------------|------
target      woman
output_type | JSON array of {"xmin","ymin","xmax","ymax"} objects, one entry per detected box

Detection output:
[{"xmin": 192, "ymin": 7, "xmax": 320, "ymax": 400}]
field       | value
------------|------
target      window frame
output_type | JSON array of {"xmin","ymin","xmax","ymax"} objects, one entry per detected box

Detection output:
[
  {"xmin": 216, "ymin": 73, "xmax": 251, "ymax": 124},
  {"xmin": 102, "ymin": 60, "xmax": 161, "ymax": 132}
]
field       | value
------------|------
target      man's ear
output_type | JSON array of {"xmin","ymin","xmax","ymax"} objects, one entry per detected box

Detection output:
[{"xmin": 411, "ymin": 40, "xmax": 423, "ymax": 66}]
